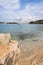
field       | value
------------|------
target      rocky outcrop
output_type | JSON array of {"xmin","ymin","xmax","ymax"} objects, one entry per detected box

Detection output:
[
  {"xmin": 28, "ymin": 50, "xmax": 43, "ymax": 65},
  {"xmin": 18, "ymin": 50, "xmax": 43, "ymax": 65},
  {"xmin": 0, "ymin": 33, "xmax": 20, "ymax": 65}
]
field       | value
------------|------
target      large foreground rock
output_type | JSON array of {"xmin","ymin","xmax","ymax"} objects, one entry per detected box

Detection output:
[{"xmin": 0, "ymin": 33, "xmax": 20, "ymax": 65}]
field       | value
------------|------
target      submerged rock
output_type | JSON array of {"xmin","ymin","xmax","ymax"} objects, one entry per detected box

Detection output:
[
  {"xmin": 17, "ymin": 33, "xmax": 36, "ymax": 40},
  {"xmin": 0, "ymin": 33, "xmax": 20, "ymax": 65},
  {"xmin": 0, "ymin": 33, "xmax": 11, "ymax": 44}
]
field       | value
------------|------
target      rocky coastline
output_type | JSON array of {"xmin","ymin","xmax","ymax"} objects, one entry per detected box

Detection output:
[{"xmin": 0, "ymin": 33, "xmax": 20, "ymax": 65}]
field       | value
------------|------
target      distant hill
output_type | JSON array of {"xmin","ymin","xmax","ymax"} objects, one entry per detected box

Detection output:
[
  {"xmin": 0, "ymin": 22, "xmax": 18, "ymax": 24},
  {"xmin": 0, "ymin": 20, "xmax": 43, "ymax": 24},
  {"xmin": 29, "ymin": 20, "xmax": 43, "ymax": 24},
  {"xmin": 0, "ymin": 22, "xmax": 4, "ymax": 24},
  {"xmin": 6, "ymin": 22, "xmax": 18, "ymax": 24}
]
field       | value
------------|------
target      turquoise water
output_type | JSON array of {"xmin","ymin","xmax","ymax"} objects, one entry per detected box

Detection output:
[{"xmin": 0, "ymin": 24, "xmax": 43, "ymax": 40}]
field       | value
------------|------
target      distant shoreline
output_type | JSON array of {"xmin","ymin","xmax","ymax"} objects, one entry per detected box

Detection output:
[
  {"xmin": 0, "ymin": 22, "xmax": 18, "ymax": 24},
  {"xmin": 0, "ymin": 19, "xmax": 43, "ymax": 24},
  {"xmin": 29, "ymin": 20, "xmax": 43, "ymax": 24}
]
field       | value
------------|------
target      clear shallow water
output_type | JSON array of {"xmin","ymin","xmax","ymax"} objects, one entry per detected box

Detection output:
[{"xmin": 0, "ymin": 24, "xmax": 43, "ymax": 40}]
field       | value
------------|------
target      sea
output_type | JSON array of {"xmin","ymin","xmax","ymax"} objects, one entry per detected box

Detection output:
[{"xmin": 0, "ymin": 24, "xmax": 43, "ymax": 40}]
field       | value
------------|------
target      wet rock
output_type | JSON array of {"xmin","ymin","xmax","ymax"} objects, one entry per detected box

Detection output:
[
  {"xmin": 0, "ymin": 33, "xmax": 20, "ymax": 65},
  {"xmin": 0, "ymin": 33, "xmax": 11, "ymax": 44},
  {"xmin": 28, "ymin": 50, "xmax": 43, "ymax": 65},
  {"xmin": 17, "ymin": 33, "xmax": 36, "ymax": 40}
]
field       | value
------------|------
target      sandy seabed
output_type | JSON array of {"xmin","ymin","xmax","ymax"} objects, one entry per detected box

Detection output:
[{"xmin": 18, "ymin": 36, "xmax": 43, "ymax": 65}]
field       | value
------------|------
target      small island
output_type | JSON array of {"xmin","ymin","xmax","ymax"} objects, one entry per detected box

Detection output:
[
  {"xmin": 29, "ymin": 20, "xmax": 43, "ymax": 24},
  {"xmin": 0, "ymin": 22, "xmax": 5, "ymax": 24},
  {"xmin": 0, "ymin": 22, "xmax": 18, "ymax": 24},
  {"xmin": 6, "ymin": 22, "xmax": 18, "ymax": 24}
]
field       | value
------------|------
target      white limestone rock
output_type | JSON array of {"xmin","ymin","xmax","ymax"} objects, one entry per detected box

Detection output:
[
  {"xmin": 0, "ymin": 33, "xmax": 11, "ymax": 44},
  {"xmin": 0, "ymin": 33, "xmax": 20, "ymax": 65}
]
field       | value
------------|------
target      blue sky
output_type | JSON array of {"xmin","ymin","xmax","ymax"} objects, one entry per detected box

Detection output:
[{"xmin": 0, "ymin": 0, "xmax": 43, "ymax": 22}]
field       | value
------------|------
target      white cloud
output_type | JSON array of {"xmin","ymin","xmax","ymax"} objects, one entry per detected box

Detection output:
[
  {"xmin": 40, "ymin": 11, "xmax": 43, "ymax": 14},
  {"xmin": 0, "ymin": 0, "xmax": 20, "ymax": 10},
  {"xmin": 19, "ymin": 2, "xmax": 43, "ymax": 22},
  {"xmin": 0, "ymin": 0, "xmax": 20, "ymax": 22},
  {"xmin": 0, "ymin": 0, "xmax": 43, "ymax": 22}
]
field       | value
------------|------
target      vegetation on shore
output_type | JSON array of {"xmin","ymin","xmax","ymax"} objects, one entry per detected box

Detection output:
[
  {"xmin": 29, "ymin": 20, "xmax": 43, "ymax": 24},
  {"xmin": 0, "ymin": 22, "xmax": 18, "ymax": 24},
  {"xmin": 0, "ymin": 22, "xmax": 4, "ymax": 24},
  {"xmin": 0, "ymin": 20, "xmax": 43, "ymax": 24}
]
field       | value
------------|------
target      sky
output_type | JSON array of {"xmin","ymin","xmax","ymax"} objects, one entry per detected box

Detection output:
[{"xmin": 0, "ymin": 0, "xmax": 43, "ymax": 22}]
